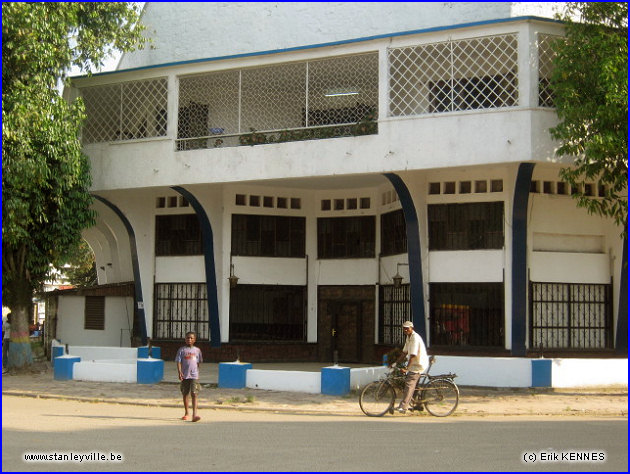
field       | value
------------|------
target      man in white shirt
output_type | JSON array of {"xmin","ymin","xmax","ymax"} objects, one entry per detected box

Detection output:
[{"xmin": 393, "ymin": 320, "xmax": 429, "ymax": 413}]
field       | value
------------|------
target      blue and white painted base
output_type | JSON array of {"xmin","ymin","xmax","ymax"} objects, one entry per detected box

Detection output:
[
  {"xmin": 53, "ymin": 355, "xmax": 81, "ymax": 381},
  {"xmin": 52, "ymin": 345, "xmax": 164, "ymax": 384},
  {"xmin": 218, "ymin": 362, "xmax": 252, "ymax": 388},
  {"xmin": 321, "ymin": 366, "xmax": 351, "ymax": 396}
]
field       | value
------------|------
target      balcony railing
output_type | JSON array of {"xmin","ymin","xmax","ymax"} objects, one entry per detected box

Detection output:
[
  {"xmin": 177, "ymin": 53, "xmax": 379, "ymax": 150},
  {"xmin": 78, "ymin": 32, "xmax": 558, "ymax": 147}
]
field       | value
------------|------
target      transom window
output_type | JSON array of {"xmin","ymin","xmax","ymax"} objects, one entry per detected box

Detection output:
[
  {"xmin": 155, "ymin": 214, "xmax": 202, "ymax": 256},
  {"xmin": 381, "ymin": 209, "xmax": 407, "ymax": 256},
  {"xmin": 231, "ymin": 214, "xmax": 305, "ymax": 258},
  {"xmin": 428, "ymin": 202, "xmax": 504, "ymax": 250},
  {"xmin": 318, "ymin": 216, "xmax": 375, "ymax": 259}
]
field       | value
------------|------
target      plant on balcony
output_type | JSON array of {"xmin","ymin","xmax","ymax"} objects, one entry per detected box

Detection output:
[{"xmin": 238, "ymin": 110, "xmax": 377, "ymax": 147}]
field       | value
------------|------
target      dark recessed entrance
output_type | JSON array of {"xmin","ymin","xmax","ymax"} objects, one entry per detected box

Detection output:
[{"xmin": 318, "ymin": 286, "xmax": 375, "ymax": 363}]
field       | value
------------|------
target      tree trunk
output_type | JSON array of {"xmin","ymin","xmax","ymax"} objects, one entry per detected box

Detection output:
[{"xmin": 6, "ymin": 280, "xmax": 34, "ymax": 369}]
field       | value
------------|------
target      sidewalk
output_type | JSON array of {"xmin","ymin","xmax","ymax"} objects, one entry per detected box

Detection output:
[{"xmin": 2, "ymin": 361, "xmax": 627, "ymax": 417}]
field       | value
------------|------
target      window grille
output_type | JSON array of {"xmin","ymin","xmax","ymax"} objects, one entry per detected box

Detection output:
[
  {"xmin": 231, "ymin": 214, "xmax": 305, "ymax": 258},
  {"xmin": 81, "ymin": 78, "xmax": 168, "ymax": 143},
  {"xmin": 537, "ymin": 34, "xmax": 559, "ymax": 107},
  {"xmin": 430, "ymin": 283, "xmax": 504, "ymax": 347},
  {"xmin": 229, "ymin": 285, "xmax": 306, "ymax": 341},
  {"xmin": 177, "ymin": 53, "xmax": 378, "ymax": 149},
  {"xmin": 379, "ymin": 284, "xmax": 410, "ymax": 345},
  {"xmin": 153, "ymin": 283, "xmax": 209, "ymax": 340},
  {"xmin": 317, "ymin": 216, "xmax": 376, "ymax": 259},
  {"xmin": 84, "ymin": 296, "xmax": 105, "ymax": 330},
  {"xmin": 428, "ymin": 202, "xmax": 504, "ymax": 250},
  {"xmin": 381, "ymin": 209, "xmax": 407, "ymax": 256},
  {"xmin": 530, "ymin": 282, "xmax": 612, "ymax": 350},
  {"xmin": 388, "ymin": 34, "xmax": 518, "ymax": 116},
  {"xmin": 155, "ymin": 214, "xmax": 202, "ymax": 256}
]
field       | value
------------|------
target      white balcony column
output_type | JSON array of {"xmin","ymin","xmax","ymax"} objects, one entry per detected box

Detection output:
[
  {"xmin": 518, "ymin": 24, "xmax": 537, "ymax": 109},
  {"xmin": 167, "ymin": 74, "xmax": 179, "ymax": 141}
]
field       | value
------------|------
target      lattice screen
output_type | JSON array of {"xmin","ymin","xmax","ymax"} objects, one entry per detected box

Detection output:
[
  {"xmin": 177, "ymin": 53, "xmax": 378, "ymax": 149},
  {"xmin": 81, "ymin": 78, "xmax": 168, "ymax": 144},
  {"xmin": 388, "ymin": 34, "xmax": 519, "ymax": 116},
  {"xmin": 537, "ymin": 34, "xmax": 560, "ymax": 107}
]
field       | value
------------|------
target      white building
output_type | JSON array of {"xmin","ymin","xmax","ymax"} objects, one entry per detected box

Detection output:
[{"xmin": 51, "ymin": 2, "xmax": 626, "ymax": 363}]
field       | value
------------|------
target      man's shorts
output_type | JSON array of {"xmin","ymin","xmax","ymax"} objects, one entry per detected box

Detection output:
[{"xmin": 180, "ymin": 379, "xmax": 201, "ymax": 395}]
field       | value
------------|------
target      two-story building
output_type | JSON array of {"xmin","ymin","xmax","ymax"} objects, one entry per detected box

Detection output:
[{"xmin": 49, "ymin": 2, "xmax": 626, "ymax": 363}]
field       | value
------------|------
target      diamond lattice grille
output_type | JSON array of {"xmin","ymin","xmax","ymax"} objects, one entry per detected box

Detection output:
[
  {"xmin": 176, "ymin": 53, "xmax": 378, "ymax": 150},
  {"xmin": 388, "ymin": 34, "xmax": 518, "ymax": 116},
  {"xmin": 81, "ymin": 78, "xmax": 168, "ymax": 144},
  {"xmin": 537, "ymin": 34, "xmax": 560, "ymax": 107}
]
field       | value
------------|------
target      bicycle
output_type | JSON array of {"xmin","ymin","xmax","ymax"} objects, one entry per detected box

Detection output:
[{"xmin": 359, "ymin": 356, "xmax": 459, "ymax": 417}]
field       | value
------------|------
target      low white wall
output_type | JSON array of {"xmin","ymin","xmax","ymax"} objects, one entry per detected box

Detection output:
[
  {"xmin": 246, "ymin": 369, "xmax": 321, "ymax": 394},
  {"xmin": 430, "ymin": 355, "xmax": 532, "ymax": 388},
  {"xmin": 73, "ymin": 361, "xmax": 137, "ymax": 383},
  {"xmin": 552, "ymin": 359, "xmax": 628, "ymax": 388},
  {"xmin": 350, "ymin": 366, "xmax": 389, "ymax": 390},
  {"xmin": 67, "ymin": 346, "xmax": 137, "ymax": 361}
]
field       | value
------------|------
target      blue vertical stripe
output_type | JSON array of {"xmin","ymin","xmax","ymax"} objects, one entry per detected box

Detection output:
[
  {"xmin": 92, "ymin": 195, "xmax": 148, "ymax": 345},
  {"xmin": 383, "ymin": 173, "xmax": 426, "ymax": 340},
  {"xmin": 511, "ymin": 163, "xmax": 535, "ymax": 356},
  {"xmin": 172, "ymin": 186, "xmax": 222, "ymax": 347}
]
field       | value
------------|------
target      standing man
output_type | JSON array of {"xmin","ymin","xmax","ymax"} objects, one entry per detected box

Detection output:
[{"xmin": 392, "ymin": 320, "xmax": 429, "ymax": 413}]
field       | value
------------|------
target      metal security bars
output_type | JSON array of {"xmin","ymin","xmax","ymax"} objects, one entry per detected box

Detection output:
[
  {"xmin": 388, "ymin": 34, "xmax": 518, "ymax": 116},
  {"xmin": 177, "ymin": 53, "xmax": 378, "ymax": 150},
  {"xmin": 530, "ymin": 282, "xmax": 612, "ymax": 350},
  {"xmin": 381, "ymin": 209, "xmax": 408, "ymax": 257},
  {"xmin": 428, "ymin": 202, "xmax": 504, "ymax": 251},
  {"xmin": 80, "ymin": 78, "xmax": 168, "ymax": 143},
  {"xmin": 229, "ymin": 285, "xmax": 307, "ymax": 341},
  {"xmin": 537, "ymin": 34, "xmax": 560, "ymax": 107},
  {"xmin": 430, "ymin": 283, "xmax": 504, "ymax": 347},
  {"xmin": 153, "ymin": 283, "xmax": 209, "ymax": 340},
  {"xmin": 379, "ymin": 284, "xmax": 410, "ymax": 345}
]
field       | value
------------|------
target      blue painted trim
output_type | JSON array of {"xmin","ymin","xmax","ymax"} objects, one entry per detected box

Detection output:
[
  {"xmin": 615, "ymin": 227, "xmax": 627, "ymax": 354},
  {"xmin": 321, "ymin": 367, "xmax": 351, "ymax": 396},
  {"xmin": 218, "ymin": 362, "xmax": 252, "ymax": 389},
  {"xmin": 531, "ymin": 359, "xmax": 552, "ymax": 387},
  {"xmin": 383, "ymin": 173, "xmax": 426, "ymax": 340},
  {"xmin": 511, "ymin": 163, "xmax": 535, "ymax": 356},
  {"xmin": 171, "ymin": 186, "xmax": 222, "ymax": 347},
  {"xmin": 92, "ymin": 195, "xmax": 148, "ymax": 345},
  {"xmin": 74, "ymin": 16, "xmax": 561, "ymax": 79}
]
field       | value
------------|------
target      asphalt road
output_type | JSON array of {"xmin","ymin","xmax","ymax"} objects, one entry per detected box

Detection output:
[{"xmin": 2, "ymin": 396, "xmax": 627, "ymax": 472}]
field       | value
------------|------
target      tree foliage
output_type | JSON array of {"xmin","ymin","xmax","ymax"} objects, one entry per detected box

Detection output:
[
  {"xmin": 2, "ymin": 2, "xmax": 147, "ymax": 367},
  {"xmin": 61, "ymin": 240, "xmax": 98, "ymax": 289},
  {"xmin": 551, "ymin": 2, "xmax": 628, "ymax": 232}
]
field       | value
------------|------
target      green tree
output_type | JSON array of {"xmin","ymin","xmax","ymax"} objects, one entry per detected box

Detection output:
[
  {"xmin": 551, "ymin": 2, "xmax": 628, "ymax": 233},
  {"xmin": 62, "ymin": 240, "xmax": 98, "ymax": 289},
  {"xmin": 2, "ymin": 3, "xmax": 147, "ymax": 368}
]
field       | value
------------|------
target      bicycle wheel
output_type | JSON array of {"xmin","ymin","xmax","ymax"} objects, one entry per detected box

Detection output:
[
  {"xmin": 359, "ymin": 381, "xmax": 396, "ymax": 417},
  {"xmin": 421, "ymin": 378, "xmax": 459, "ymax": 417}
]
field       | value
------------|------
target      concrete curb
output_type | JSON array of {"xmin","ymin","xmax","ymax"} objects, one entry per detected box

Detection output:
[{"xmin": 2, "ymin": 390, "xmax": 626, "ymax": 418}]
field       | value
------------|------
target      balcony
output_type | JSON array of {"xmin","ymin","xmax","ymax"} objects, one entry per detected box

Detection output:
[{"xmin": 78, "ymin": 31, "xmax": 558, "ymax": 151}]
